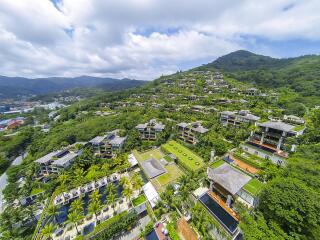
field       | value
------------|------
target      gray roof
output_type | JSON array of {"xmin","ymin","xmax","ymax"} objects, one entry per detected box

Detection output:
[
  {"xmin": 220, "ymin": 110, "xmax": 260, "ymax": 121},
  {"xmin": 177, "ymin": 122, "xmax": 188, "ymax": 128},
  {"xmin": 207, "ymin": 163, "xmax": 251, "ymax": 195},
  {"xmin": 52, "ymin": 152, "xmax": 78, "ymax": 167},
  {"xmin": 35, "ymin": 151, "xmax": 60, "ymax": 164},
  {"xmin": 140, "ymin": 158, "xmax": 166, "ymax": 179},
  {"xmin": 89, "ymin": 135, "xmax": 106, "ymax": 145},
  {"xmin": 192, "ymin": 125, "xmax": 209, "ymax": 134},
  {"xmin": 259, "ymin": 121, "xmax": 295, "ymax": 132},
  {"xmin": 154, "ymin": 123, "xmax": 165, "ymax": 130},
  {"xmin": 109, "ymin": 136, "xmax": 127, "ymax": 145}
]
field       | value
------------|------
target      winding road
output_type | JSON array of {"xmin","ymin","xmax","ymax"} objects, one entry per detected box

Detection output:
[{"xmin": 0, "ymin": 154, "xmax": 24, "ymax": 212}]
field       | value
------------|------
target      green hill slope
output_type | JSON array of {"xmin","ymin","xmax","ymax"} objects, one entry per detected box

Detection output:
[{"xmin": 198, "ymin": 50, "xmax": 320, "ymax": 101}]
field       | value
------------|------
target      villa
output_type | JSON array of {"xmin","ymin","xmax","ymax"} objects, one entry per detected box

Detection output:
[
  {"xmin": 242, "ymin": 120, "xmax": 305, "ymax": 165},
  {"xmin": 136, "ymin": 119, "xmax": 165, "ymax": 140},
  {"xmin": 220, "ymin": 110, "xmax": 260, "ymax": 127},
  {"xmin": 89, "ymin": 130, "xmax": 127, "ymax": 158},
  {"xmin": 35, "ymin": 143, "xmax": 86, "ymax": 177},
  {"xmin": 193, "ymin": 162, "xmax": 263, "ymax": 238},
  {"xmin": 177, "ymin": 122, "xmax": 209, "ymax": 145}
]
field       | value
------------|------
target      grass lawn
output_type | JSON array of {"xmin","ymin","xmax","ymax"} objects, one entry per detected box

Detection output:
[
  {"xmin": 132, "ymin": 194, "xmax": 147, "ymax": 207},
  {"xmin": 243, "ymin": 178, "xmax": 264, "ymax": 196},
  {"xmin": 162, "ymin": 140, "xmax": 205, "ymax": 171},
  {"xmin": 133, "ymin": 148, "xmax": 163, "ymax": 162},
  {"xmin": 157, "ymin": 164, "xmax": 183, "ymax": 185},
  {"xmin": 210, "ymin": 160, "xmax": 225, "ymax": 169},
  {"xmin": 31, "ymin": 188, "xmax": 44, "ymax": 196}
]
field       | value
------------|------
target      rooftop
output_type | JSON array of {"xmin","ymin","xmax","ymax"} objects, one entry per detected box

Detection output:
[
  {"xmin": 258, "ymin": 121, "xmax": 295, "ymax": 132},
  {"xmin": 140, "ymin": 158, "xmax": 166, "ymax": 179},
  {"xmin": 207, "ymin": 163, "xmax": 251, "ymax": 195}
]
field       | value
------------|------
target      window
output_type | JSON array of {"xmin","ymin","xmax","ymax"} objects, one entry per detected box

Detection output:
[
  {"xmin": 265, "ymin": 155, "xmax": 270, "ymax": 160},
  {"xmin": 254, "ymin": 151, "xmax": 258, "ymax": 155}
]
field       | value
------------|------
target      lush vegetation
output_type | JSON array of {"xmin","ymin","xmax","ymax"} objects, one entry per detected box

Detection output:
[
  {"xmin": 0, "ymin": 50, "xmax": 320, "ymax": 240},
  {"xmin": 162, "ymin": 140, "xmax": 205, "ymax": 171}
]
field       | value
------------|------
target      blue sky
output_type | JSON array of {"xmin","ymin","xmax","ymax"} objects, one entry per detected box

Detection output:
[{"xmin": 0, "ymin": 0, "xmax": 319, "ymax": 79}]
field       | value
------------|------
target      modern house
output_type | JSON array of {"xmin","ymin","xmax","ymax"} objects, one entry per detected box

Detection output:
[
  {"xmin": 245, "ymin": 88, "xmax": 261, "ymax": 96},
  {"xmin": 136, "ymin": 119, "xmax": 165, "ymax": 140},
  {"xmin": 241, "ymin": 120, "xmax": 305, "ymax": 165},
  {"xmin": 220, "ymin": 110, "xmax": 260, "ymax": 127},
  {"xmin": 89, "ymin": 130, "xmax": 127, "ymax": 158},
  {"xmin": 177, "ymin": 122, "xmax": 209, "ymax": 145},
  {"xmin": 35, "ymin": 143, "xmax": 85, "ymax": 176},
  {"xmin": 206, "ymin": 162, "xmax": 263, "ymax": 209}
]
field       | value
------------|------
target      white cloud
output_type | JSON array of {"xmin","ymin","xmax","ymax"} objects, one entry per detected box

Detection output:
[{"xmin": 0, "ymin": 0, "xmax": 319, "ymax": 79}]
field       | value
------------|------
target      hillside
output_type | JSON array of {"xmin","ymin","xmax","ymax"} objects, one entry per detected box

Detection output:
[
  {"xmin": 0, "ymin": 76, "xmax": 146, "ymax": 99},
  {"xmin": 198, "ymin": 50, "xmax": 320, "ymax": 101}
]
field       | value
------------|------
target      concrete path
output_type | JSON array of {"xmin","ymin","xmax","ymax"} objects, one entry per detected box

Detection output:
[
  {"xmin": 0, "ymin": 154, "xmax": 24, "ymax": 212},
  {"xmin": 115, "ymin": 215, "xmax": 151, "ymax": 240}
]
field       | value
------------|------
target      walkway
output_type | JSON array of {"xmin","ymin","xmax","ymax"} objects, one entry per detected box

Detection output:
[
  {"xmin": 115, "ymin": 215, "xmax": 151, "ymax": 240},
  {"xmin": 53, "ymin": 190, "xmax": 140, "ymax": 240},
  {"xmin": 0, "ymin": 154, "xmax": 25, "ymax": 212}
]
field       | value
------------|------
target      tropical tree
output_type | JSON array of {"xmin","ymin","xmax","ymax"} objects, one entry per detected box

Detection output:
[
  {"xmin": 123, "ymin": 186, "xmax": 133, "ymax": 205},
  {"xmin": 47, "ymin": 204, "xmax": 60, "ymax": 224},
  {"xmin": 74, "ymin": 168, "xmax": 85, "ymax": 185},
  {"xmin": 40, "ymin": 223, "xmax": 55, "ymax": 240},
  {"xmin": 66, "ymin": 211, "xmax": 82, "ymax": 235},
  {"xmin": 107, "ymin": 191, "xmax": 117, "ymax": 213},
  {"xmin": 106, "ymin": 183, "xmax": 117, "ymax": 196},
  {"xmin": 132, "ymin": 174, "xmax": 144, "ymax": 193},
  {"xmin": 89, "ymin": 190, "xmax": 101, "ymax": 203},
  {"xmin": 70, "ymin": 198, "xmax": 84, "ymax": 215},
  {"xmin": 88, "ymin": 200, "xmax": 102, "ymax": 222}
]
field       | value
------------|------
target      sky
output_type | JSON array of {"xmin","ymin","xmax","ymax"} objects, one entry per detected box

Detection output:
[{"xmin": 0, "ymin": 0, "xmax": 320, "ymax": 80}]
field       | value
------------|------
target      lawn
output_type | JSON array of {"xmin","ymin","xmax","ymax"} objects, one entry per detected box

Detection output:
[
  {"xmin": 133, "ymin": 148, "xmax": 163, "ymax": 162},
  {"xmin": 162, "ymin": 140, "xmax": 205, "ymax": 171},
  {"xmin": 157, "ymin": 164, "xmax": 183, "ymax": 186},
  {"xmin": 243, "ymin": 178, "xmax": 264, "ymax": 196},
  {"xmin": 132, "ymin": 194, "xmax": 147, "ymax": 207},
  {"xmin": 210, "ymin": 160, "xmax": 225, "ymax": 169}
]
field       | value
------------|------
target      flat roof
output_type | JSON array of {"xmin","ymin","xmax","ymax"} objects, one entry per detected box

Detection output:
[
  {"xmin": 128, "ymin": 154, "xmax": 138, "ymax": 167},
  {"xmin": 52, "ymin": 152, "xmax": 78, "ymax": 166},
  {"xmin": 89, "ymin": 135, "xmax": 106, "ymax": 145},
  {"xmin": 142, "ymin": 182, "xmax": 160, "ymax": 208},
  {"xmin": 109, "ymin": 136, "xmax": 126, "ymax": 145},
  {"xmin": 35, "ymin": 151, "xmax": 60, "ymax": 164},
  {"xmin": 259, "ymin": 121, "xmax": 295, "ymax": 132},
  {"xmin": 141, "ymin": 158, "xmax": 166, "ymax": 179},
  {"xmin": 207, "ymin": 163, "xmax": 251, "ymax": 195}
]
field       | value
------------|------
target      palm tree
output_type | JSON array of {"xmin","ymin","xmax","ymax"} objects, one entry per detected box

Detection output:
[
  {"xmin": 107, "ymin": 192, "xmax": 117, "ymax": 214},
  {"xmin": 106, "ymin": 183, "xmax": 117, "ymax": 196},
  {"xmin": 120, "ymin": 176, "xmax": 130, "ymax": 187},
  {"xmin": 74, "ymin": 168, "xmax": 85, "ymax": 185},
  {"xmin": 58, "ymin": 173, "xmax": 69, "ymax": 187},
  {"xmin": 88, "ymin": 200, "xmax": 102, "ymax": 222},
  {"xmin": 89, "ymin": 190, "xmax": 101, "ymax": 203},
  {"xmin": 47, "ymin": 204, "xmax": 60, "ymax": 224},
  {"xmin": 132, "ymin": 174, "xmax": 144, "ymax": 193},
  {"xmin": 123, "ymin": 186, "xmax": 133, "ymax": 206},
  {"xmin": 70, "ymin": 198, "xmax": 84, "ymax": 214},
  {"xmin": 41, "ymin": 223, "xmax": 55, "ymax": 240},
  {"xmin": 66, "ymin": 211, "xmax": 82, "ymax": 235}
]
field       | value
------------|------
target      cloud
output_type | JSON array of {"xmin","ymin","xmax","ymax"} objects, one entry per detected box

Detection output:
[{"xmin": 0, "ymin": 0, "xmax": 319, "ymax": 79}]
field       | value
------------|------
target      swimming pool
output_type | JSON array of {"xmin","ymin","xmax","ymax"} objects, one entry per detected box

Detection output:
[
  {"xmin": 56, "ymin": 181, "xmax": 123, "ymax": 224},
  {"xmin": 145, "ymin": 229, "xmax": 159, "ymax": 240},
  {"xmin": 199, "ymin": 193, "xmax": 238, "ymax": 234}
]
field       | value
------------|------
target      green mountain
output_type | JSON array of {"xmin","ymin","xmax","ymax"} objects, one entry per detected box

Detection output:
[
  {"xmin": 0, "ymin": 76, "xmax": 146, "ymax": 99},
  {"xmin": 198, "ymin": 50, "xmax": 320, "ymax": 99}
]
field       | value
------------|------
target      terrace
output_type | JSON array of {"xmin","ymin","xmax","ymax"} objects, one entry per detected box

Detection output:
[
  {"xmin": 162, "ymin": 140, "xmax": 205, "ymax": 171},
  {"xmin": 133, "ymin": 148, "xmax": 183, "ymax": 192}
]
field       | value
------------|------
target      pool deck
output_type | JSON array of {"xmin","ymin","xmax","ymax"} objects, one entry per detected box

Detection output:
[
  {"xmin": 52, "ymin": 189, "xmax": 140, "ymax": 240},
  {"xmin": 155, "ymin": 222, "xmax": 166, "ymax": 240},
  {"xmin": 207, "ymin": 191, "xmax": 239, "ymax": 221},
  {"xmin": 229, "ymin": 155, "xmax": 260, "ymax": 174}
]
